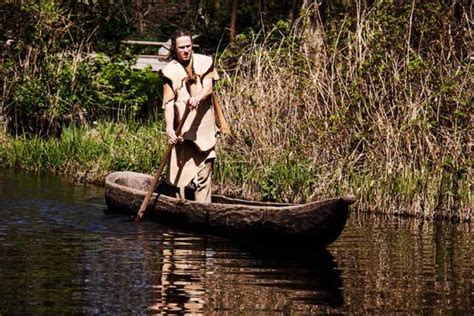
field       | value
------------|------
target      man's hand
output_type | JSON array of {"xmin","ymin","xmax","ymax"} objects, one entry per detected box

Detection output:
[
  {"xmin": 187, "ymin": 96, "xmax": 202, "ymax": 110},
  {"xmin": 166, "ymin": 128, "xmax": 183, "ymax": 144},
  {"xmin": 186, "ymin": 77, "xmax": 213, "ymax": 110}
]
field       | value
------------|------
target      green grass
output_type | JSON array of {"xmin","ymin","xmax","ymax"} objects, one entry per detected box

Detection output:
[{"xmin": 1, "ymin": 121, "xmax": 168, "ymax": 184}]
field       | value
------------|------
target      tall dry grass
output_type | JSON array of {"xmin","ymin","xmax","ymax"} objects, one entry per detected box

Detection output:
[{"xmin": 215, "ymin": 2, "xmax": 472, "ymax": 221}]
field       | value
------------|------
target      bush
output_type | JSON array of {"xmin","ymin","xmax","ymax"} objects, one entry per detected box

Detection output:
[
  {"xmin": 1, "ymin": 0, "xmax": 152, "ymax": 136},
  {"xmin": 5, "ymin": 53, "xmax": 161, "ymax": 136}
]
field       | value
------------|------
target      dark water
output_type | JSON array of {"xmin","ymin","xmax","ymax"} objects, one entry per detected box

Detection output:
[{"xmin": 0, "ymin": 170, "xmax": 472, "ymax": 314}]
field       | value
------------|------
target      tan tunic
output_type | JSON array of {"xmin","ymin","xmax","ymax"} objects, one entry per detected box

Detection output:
[{"xmin": 160, "ymin": 54, "xmax": 219, "ymax": 202}]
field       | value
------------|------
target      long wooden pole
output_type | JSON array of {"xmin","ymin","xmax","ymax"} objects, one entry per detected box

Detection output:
[{"xmin": 135, "ymin": 106, "xmax": 191, "ymax": 222}]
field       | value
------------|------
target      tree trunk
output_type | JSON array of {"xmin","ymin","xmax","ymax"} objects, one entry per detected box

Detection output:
[
  {"xmin": 136, "ymin": 0, "xmax": 144, "ymax": 34},
  {"xmin": 260, "ymin": 0, "xmax": 266, "ymax": 13},
  {"xmin": 289, "ymin": 0, "xmax": 299, "ymax": 23},
  {"xmin": 229, "ymin": 0, "xmax": 237, "ymax": 41}
]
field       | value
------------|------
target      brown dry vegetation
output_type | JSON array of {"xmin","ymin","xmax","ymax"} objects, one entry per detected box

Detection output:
[{"xmin": 214, "ymin": 3, "xmax": 472, "ymax": 221}]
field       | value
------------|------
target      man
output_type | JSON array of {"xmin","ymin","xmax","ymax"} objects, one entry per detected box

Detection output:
[{"xmin": 160, "ymin": 30, "xmax": 219, "ymax": 203}]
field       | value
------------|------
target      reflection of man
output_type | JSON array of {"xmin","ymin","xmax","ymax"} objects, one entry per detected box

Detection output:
[{"xmin": 160, "ymin": 30, "xmax": 219, "ymax": 203}]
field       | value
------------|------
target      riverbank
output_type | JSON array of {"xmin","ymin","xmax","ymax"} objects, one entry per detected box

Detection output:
[
  {"xmin": 0, "ymin": 122, "xmax": 471, "ymax": 222},
  {"xmin": 0, "ymin": 121, "xmax": 167, "ymax": 184}
]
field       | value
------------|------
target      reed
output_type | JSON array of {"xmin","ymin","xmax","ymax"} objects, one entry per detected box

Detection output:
[{"xmin": 214, "ymin": 2, "xmax": 472, "ymax": 221}]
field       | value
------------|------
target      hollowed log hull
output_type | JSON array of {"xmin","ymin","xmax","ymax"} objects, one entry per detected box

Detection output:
[{"xmin": 105, "ymin": 171, "xmax": 355, "ymax": 247}]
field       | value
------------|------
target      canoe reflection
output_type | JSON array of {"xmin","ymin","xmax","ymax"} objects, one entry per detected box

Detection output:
[{"xmin": 145, "ymin": 229, "xmax": 343, "ymax": 314}]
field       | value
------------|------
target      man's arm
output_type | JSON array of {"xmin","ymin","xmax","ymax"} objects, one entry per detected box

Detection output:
[
  {"xmin": 162, "ymin": 81, "xmax": 181, "ymax": 144},
  {"xmin": 187, "ymin": 77, "xmax": 213, "ymax": 110},
  {"xmin": 164, "ymin": 101, "xmax": 180, "ymax": 144}
]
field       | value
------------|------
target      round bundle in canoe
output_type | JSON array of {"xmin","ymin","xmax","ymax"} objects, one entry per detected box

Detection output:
[{"xmin": 105, "ymin": 171, "xmax": 355, "ymax": 247}]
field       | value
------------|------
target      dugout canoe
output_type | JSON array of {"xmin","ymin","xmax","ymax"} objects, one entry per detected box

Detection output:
[{"xmin": 105, "ymin": 171, "xmax": 356, "ymax": 247}]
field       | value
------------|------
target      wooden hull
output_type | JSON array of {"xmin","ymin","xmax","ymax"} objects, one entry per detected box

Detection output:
[{"xmin": 105, "ymin": 171, "xmax": 355, "ymax": 247}]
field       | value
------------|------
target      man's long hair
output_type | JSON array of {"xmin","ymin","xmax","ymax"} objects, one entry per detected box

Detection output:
[{"xmin": 169, "ymin": 30, "xmax": 193, "ymax": 61}]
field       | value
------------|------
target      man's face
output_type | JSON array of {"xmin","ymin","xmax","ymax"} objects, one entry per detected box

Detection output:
[{"xmin": 175, "ymin": 36, "xmax": 193, "ymax": 63}]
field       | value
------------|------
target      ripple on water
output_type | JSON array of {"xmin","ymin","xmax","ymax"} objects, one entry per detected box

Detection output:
[{"xmin": 0, "ymin": 170, "xmax": 472, "ymax": 314}]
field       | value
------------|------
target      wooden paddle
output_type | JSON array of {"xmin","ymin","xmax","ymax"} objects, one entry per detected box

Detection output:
[{"xmin": 135, "ymin": 106, "xmax": 191, "ymax": 222}]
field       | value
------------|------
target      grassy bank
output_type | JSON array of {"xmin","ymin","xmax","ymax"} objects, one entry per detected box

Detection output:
[
  {"xmin": 0, "ymin": 116, "xmax": 471, "ymax": 222},
  {"xmin": 0, "ymin": 122, "xmax": 167, "ymax": 184}
]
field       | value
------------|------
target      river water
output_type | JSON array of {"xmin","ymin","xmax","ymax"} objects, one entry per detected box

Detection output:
[{"xmin": 0, "ymin": 170, "xmax": 472, "ymax": 314}]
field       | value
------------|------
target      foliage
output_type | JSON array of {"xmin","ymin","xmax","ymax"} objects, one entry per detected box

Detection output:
[
  {"xmin": 4, "ymin": 52, "xmax": 160, "ymax": 136},
  {"xmin": 1, "ymin": 1, "xmax": 160, "ymax": 136},
  {"xmin": 110, "ymin": 0, "xmax": 306, "ymax": 50},
  {"xmin": 93, "ymin": 54, "xmax": 161, "ymax": 121}
]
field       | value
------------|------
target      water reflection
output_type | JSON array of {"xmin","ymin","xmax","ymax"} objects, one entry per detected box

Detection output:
[
  {"xmin": 141, "ymin": 234, "xmax": 343, "ymax": 314},
  {"xmin": 80, "ymin": 222, "xmax": 343, "ymax": 314},
  {"xmin": 331, "ymin": 213, "xmax": 473, "ymax": 314},
  {"xmin": 0, "ymin": 170, "xmax": 472, "ymax": 314}
]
